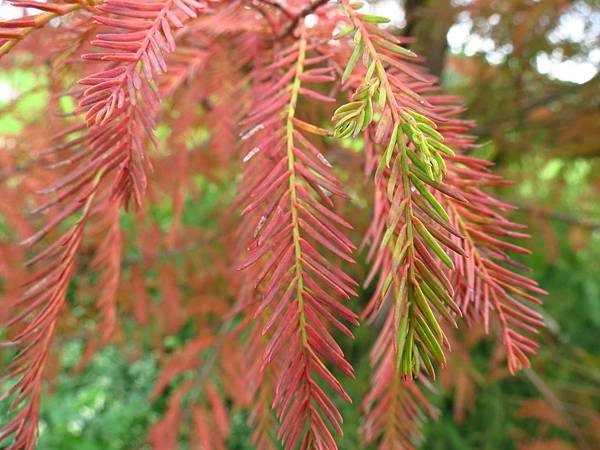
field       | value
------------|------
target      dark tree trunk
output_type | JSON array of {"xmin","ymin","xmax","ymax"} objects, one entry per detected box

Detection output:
[{"xmin": 402, "ymin": 0, "xmax": 456, "ymax": 78}]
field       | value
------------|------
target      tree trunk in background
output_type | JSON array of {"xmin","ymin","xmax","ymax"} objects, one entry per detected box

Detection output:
[{"xmin": 402, "ymin": 0, "xmax": 456, "ymax": 78}]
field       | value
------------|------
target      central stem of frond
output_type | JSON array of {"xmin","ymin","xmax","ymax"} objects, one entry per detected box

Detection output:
[{"xmin": 286, "ymin": 25, "xmax": 308, "ymax": 345}]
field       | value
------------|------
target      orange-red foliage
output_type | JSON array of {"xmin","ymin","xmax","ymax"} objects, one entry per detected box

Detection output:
[{"xmin": 0, "ymin": 1, "xmax": 547, "ymax": 449}]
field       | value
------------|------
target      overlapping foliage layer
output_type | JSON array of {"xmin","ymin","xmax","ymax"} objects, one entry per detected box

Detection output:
[{"xmin": 0, "ymin": 1, "xmax": 552, "ymax": 449}]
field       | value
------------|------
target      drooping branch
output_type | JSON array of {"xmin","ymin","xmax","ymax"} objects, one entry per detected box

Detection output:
[
  {"xmin": 0, "ymin": 0, "xmax": 97, "ymax": 57},
  {"xmin": 237, "ymin": 25, "xmax": 358, "ymax": 450},
  {"xmin": 331, "ymin": 1, "xmax": 544, "ymax": 446},
  {"xmin": 336, "ymin": 0, "xmax": 464, "ymax": 379},
  {"xmin": 0, "ymin": 1, "xmax": 208, "ymax": 447},
  {"xmin": 445, "ymin": 156, "xmax": 546, "ymax": 374},
  {"xmin": 0, "ymin": 169, "xmax": 105, "ymax": 450}
]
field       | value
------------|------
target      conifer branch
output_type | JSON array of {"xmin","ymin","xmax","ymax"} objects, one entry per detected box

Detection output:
[
  {"xmin": 1, "ymin": 2, "xmax": 207, "ymax": 446},
  {"xmin": 237, "ymin": 25, "xmax": 358, "ymax": 450},
  {"xmin": 78, "ymin": 0, "xmax": 206, "ymax": 208},
  {"xmin": 362, "ymin": 373, "xmax": 437, "ymax": 449},
  {"xmin": 0, "ymin": 168, "xmax": 105, "ymax": 450},
  {"xmin": 0, "ymin": 1, "xmax": 97, "ymax": 57},
  {"xmin": 335, "ymin": 0, "xmax": 463, "ymax": 380},
  {"xmin": 89, "ymin": 198, "xmax": 123, "ymax": 342},
  {"xmin": 445, "ymin": 157, "xmax": 546, "ymax": 373}
]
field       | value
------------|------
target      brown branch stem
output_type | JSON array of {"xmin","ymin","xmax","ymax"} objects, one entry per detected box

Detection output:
[{"xmin": 273, "ymin": 0, "xmax": 330, "ymax": 40}]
